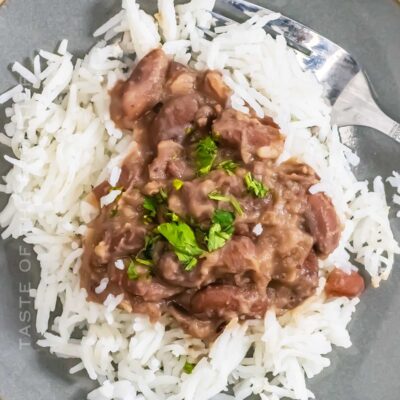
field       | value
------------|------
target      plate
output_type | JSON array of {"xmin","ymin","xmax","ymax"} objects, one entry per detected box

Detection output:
[{"xmin": 0, "ymin": 1, "xmax": 399, "ymax": 399}]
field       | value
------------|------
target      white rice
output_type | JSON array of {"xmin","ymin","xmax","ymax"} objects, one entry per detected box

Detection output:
[
  {"xmin": 95, "ymin": 278, "xmax": 110, "ymax": 295},
  {"xmin": 109, "ymin": 166, "xmax": 122, "ymax": 187},
  {"xmin": 33, "ymin": 54, "xmax": 42, "ymax": 78},
  {"xmin": 104, "ymin": 293, "xmax": 125, "ymax": 311},
  {"xmin": 0, "ymin": 84, "xmax": 23, "ymax": 104},
  {"xmin": 11, "ymin": 61, "xmax": 40, "ymax": 87},
  {"xmin": 157, "ymin": 0, "xmax": 178, "ymax": 42},
  {"xmin": 93, "ymin": 10, "xmax": 125, "ymax": 38},
  {"xmin": 0, "ymin": 1, "xmax": 398, "ymax": 400},
  {"xmin": 101, "ymin": 189, "xmax": 122, "ymax": 208},
  {"xmin": 115, "ymin": 259, "xmax": 125, "ymax": 270},
  {"xmin": 252, "ymin": 223, "xmax": 263, "ymax": 236},
  {"xmin": 58, "ymin": 39, "xmax": 69, "ymax": 56},
  {"xmin": 388, "ymin": 171, "xmax": 400, "ymax": 217}
]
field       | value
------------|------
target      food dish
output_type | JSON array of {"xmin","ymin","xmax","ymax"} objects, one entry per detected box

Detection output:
[
  {"xmin": 0, "ymin": 0, "xmax": 400, "ymax": 400},
  {"xmin": 84, "ymin": 48, "xmax": 361, "ymax": 340}
]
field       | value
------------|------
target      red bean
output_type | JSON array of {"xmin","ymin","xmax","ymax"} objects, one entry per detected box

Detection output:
[
  {"xmin": 190, "ymin": 285, "xmax": 268, "ymax": 320},
  {"xmin": 325, "ymin": 268, "xmax": 365, "ymax": 298},
  {"xmin": 306, "ymin": 193, "xmax": 341, "ymax": 258}
]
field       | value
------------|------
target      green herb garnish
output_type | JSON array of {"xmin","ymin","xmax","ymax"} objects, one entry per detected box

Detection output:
[
  {"xmin": 166, "ymin": 212, "xmax": 183, "ymax": 222},
  {"xmin": 207, "ymin": 224, "xmax": 232, "ymax": 252},
  {"xmin": 208, "ymin": 191, "xmax": 243, "ymax": 216},
  {"xmin": 195, "ymin": 136, "xmax": 218, "ymax": 175},
  {"xmin": 185, "ymin": 126, "xmax": 195, "ymax": 135},
  {"xmin": 218, "ymin": 160, "xmax": 238, "ymax": 176},
  {"xmin": 110, "ymin": 206, "xmax": 119, "ymax": 218},
  {"xmin": 110, "ymin": 186, "xmax": 124, "ymax": 192},
  {"xmin": 173, "ymin": 179, "xmax": 184, "ymax": 191},
  {"xmin": 135, "ymin": 234, "xmax": 160, "ymax": 265},
  {"xmin": 212, "ymin": 209, "xmax": 235, "ymax": 229},
  {"xmin": 207, "ymin": 209, "xmax": 235, "ymax": 252},
  {"xmin": 127, "ymin": 260, "xmax": 139, "ymax": 280},
  {"xmin": 128, "ymin": 234, "xmax": 160, "ymax": 279},
  {"xmin": 158, "ymin": 188, "xmax": 168, "ymax": 201},
  {"xmin": 183, "ymin": 361, "xmax": 196, "ymax": 374},
  {"xmin": 143, "ymin": 196, "xmax": 157, "ymax": 223},
  {"xmin": 135, "ymin": 258, "xmax": 152, "ymax": 266},
  {"xmin": 244, "ymin": 172, "xmax": 269, "ymax": 198},
  {"xmin": 157, "ymin": 221, "xmax": 204, "ymax": 271},
  {"xmin": 143, "ymin": 190, "xmax": 168, "ymax": 223}
]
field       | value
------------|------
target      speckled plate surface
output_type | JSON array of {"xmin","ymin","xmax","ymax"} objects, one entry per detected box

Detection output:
[{"xmin": 0, "ymin": 1, "xmax": 399, "ymax": 399}]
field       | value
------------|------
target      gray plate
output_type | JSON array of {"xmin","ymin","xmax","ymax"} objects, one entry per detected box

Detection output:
[{"xmin": 0, "ymin": 1, "xmax": 399, "ymax": 399}]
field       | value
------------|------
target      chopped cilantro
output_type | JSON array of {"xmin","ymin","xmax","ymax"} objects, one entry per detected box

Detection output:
[
  {"xmin": 244, "ymin": 172, "xmax": 269, "ymax": 198},
  {"xmin": 158, "ymin": 188, "xmax": 168, "ymax": 201},
  {"xmin": 135, "ymin": 234, "xmax": 160, "ymax": 265},
  {"xmin": 110, "ymin": 186, "xmax": 124, "ymax": 192},
  {"xmin": 218, "ymin": 160, "xmax": 238, "ymax": 176},
  {"xmin": 207, "ymin": 209, "xmax": 235, "ymax": 252},
  {"xmin": 128, "ymin": 234, "xmax": 160, "ymax": 279},
  {"xmin": 143, "ymin": 196, "xmax": 157, "ymax": 223},
  {"xmin": 212, "ymin": 209, "xmax": 235, "ymax": 229},
  {"xmin": 157, "ymin": 221, "xmax": 204, "ymax": 271},
  {"xmin": 208, "ymin": 191, "xmax": 243, "ymax": 216},
  {"xmin": 184, "ymin": 126, "xmax": 194, "ymax": 135},
  {"xmin": 127, "ymin": 260, "xmax": 139, "ymax": 280},
  {"xmin": 183, "ymin": 361, "xmax": 196, "ymax": 374},
  {"xmin": 207, "ymin": 223, "xmax": 232, "ymax": 251},
  {"xmin": 208, "ymin": 191, "xmax": 229, "ymax": 202},
  {"xmin": 195, "ymin": 136, "xmax": 218, "ymax": 175},
  {"xmin": 173, "ymin": 179, "xmax": 184, "ymax": 191},
  {"xmin": 166, "ymin": 212, "xmax": 183, "ymax": 222},
  {"xmin": 135, "ymin": 258, "xmax": 152, "ymax": 266},
  {"xmin": 110, "ymin": 206, "xmax": 119, "ymax": 218},
  {"xmin": 143, "ymin": 190, "xmax": 168, "ymax": 223}
]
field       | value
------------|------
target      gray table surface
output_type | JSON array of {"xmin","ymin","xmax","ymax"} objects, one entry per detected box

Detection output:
[{"xmin": 0, "ymin": 1, "xmax": 399, "ymax": 399}]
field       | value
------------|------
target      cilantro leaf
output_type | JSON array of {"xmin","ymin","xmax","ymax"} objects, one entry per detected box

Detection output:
[
  {"xmin": 158, "ymin": 188, "xmax": 168, "ymax": 201},
  {"xmin": 208, "ymin": 191, "xmax": 243, "ymax": 216},
  {"xmin": 143, "ymin": 196, "xmax": 157, "ymax": 222},
  {"xmin": 244, "ymin": 172, "xmax": 269, "ymax": 198},
  {"xmin": 218, "ymin": 160, "xmax": 238, "ymax": 176},
  {"xmin": 157, "ymin": 221, "xmax": 204, "ymax": 271},
  {"xmin": 212, "ymin": 209, "xmax": 235, "ymax": 231},
  {"xmin": 207, "ymin": 209, "xmax": 235, "ymax": 252},
  {"xmin": 195, "ymin": 136, "xmax": 218, "ymax": 176},
  {"xmin": 135, "ymin": 234, "xmax": 160, "ymax": 265},
  {"xmin": 128, "ymin": 233, "xmax": 159, "ymax": 280},
  {"xmin": 207, "ymin": 223, "xmax": 232, "ymax": 251},
  {"xmin": 227, "ymin": 196, "xmax": 243, "ymax": 216},
  {"xmin": 176, "ymin": 251, "xmax": 198, "ymax": 271},
  {"xmin": 166, "ymin": 212, "xmax": 183, "ymax": 222},
  {"xmin": 185, "ymin": 126, "xmax": 195, "ymax": 135},
  {"xmin": 110, "ymin": 206, "xmax": 119, "ymax": 218},
  {"xmin": 173, "ymin": 179, "xmax": 184, "ymax": 191},
  {"xmin": 110, "ymin": 186, "xmax": 124, "ymax": 192},
  {"xmin": 143, "ymin": 190, "xmax": 168, "ymax": 223},
  {"xmin": 127, "ymin": 260, "xmax": 139, "ymax": 280},
  {"xmin": 135, "ymin": 258, "xmax": 152, "ymax": 266},
  {"xmin": 183, "ymin": 361, "xmax": 196, "ymax": 374},
  {"xmin": 208, "ymin": 191, "xmax": 229, "ymax": 202}
]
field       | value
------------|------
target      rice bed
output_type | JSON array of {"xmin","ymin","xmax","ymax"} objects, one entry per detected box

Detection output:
[{"xmin": 0, "ymin": 1, "xmax": 399, "ymax": 400}]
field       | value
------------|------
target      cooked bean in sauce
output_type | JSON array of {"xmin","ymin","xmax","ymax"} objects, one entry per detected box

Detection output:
[
  {"xmin": 80, "ymin": 49, "xmax": 350, "ymax": 339},
  {"xmin": 325, "ymin": 268, "xmax": 365, "ymax": 298}
]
